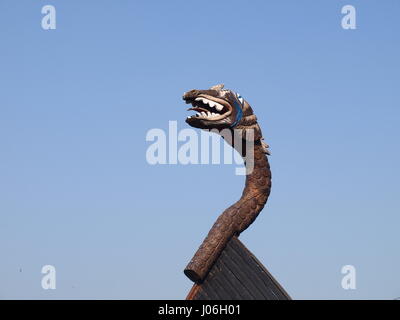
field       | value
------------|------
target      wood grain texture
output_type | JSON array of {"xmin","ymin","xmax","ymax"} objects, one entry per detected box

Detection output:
[{"xmin": 186, "ymin": 236, "xmax": 291, "ymax": 300}]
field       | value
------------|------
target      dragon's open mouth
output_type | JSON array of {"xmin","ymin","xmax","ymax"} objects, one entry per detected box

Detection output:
[{"xmin": 185, "ymin": 95, "xmax": 232, "ymax": 121}]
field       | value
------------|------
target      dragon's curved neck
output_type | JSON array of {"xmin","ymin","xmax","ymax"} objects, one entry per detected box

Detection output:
[{"xmin": 184, "ymin": 136, "xmax": 271, "ymax": 283}]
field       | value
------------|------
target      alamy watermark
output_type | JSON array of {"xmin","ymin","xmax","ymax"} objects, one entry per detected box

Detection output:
[
  {"xmin": 341, "ymin": 265, "xmax": 356, "ymax": 290},
  {"xmin": 145, "ymin": 121, "xmax": 255, "ymax": 175},
  {"xmin": 41, "ymin": 265, "xmax": 56, "ymax": 290},
  {"xmin": 341, "ymin": 5, "xmax": 356, "ymax": 30},
  {"xmin": 41, "ymin": 5, "xmax": 56, "ymax": 30}
]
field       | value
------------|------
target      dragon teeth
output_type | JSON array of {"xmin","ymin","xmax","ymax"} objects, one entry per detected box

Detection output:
[
  {"xmin": 188, "ymin": 111, "xmax": 220, "ymax": 119},
  {"xmin": 194, "ymin": 97, "xmax": 224, "ymax": 113},
  {"xmin": 215, "ymin": 103, "xmax": 223, "ymax": 111}
]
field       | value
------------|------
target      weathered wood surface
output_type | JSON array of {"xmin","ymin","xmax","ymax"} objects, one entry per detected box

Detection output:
[{"xmin": 186, "ymin": 236, "xmax": 291, "ymax": 300}]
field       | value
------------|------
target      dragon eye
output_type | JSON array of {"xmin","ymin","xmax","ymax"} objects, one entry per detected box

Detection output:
[{"xmin": 236, "ymin": 93, "xmax": 244, "ymax": 104}]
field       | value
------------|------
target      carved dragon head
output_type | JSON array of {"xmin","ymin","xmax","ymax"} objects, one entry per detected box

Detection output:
[{"xmin": 183, "ymin": 84, "xmax": 268, "ymax": 152}]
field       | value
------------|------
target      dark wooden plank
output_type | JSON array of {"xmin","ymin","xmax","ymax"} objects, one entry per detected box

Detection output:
[
  {"xmin": 229, "ymin": 238, "xmax": 280, "ymax": 300},
  {"xmin": 218, "ymin": 251, "xmax": 254, "ymax": 300},
  {"xmin": 206, "ymin": 261, "xmax": 234, "ymax": 299},
  {"xmin": 212, "ymin": 259, "xmax": 243, "ymax": 300},
  {"xmin": 187, "ymin": 236, "xmax": 291, "ymax": 300},
  {"xmin": 223, "ymin": 239, "xmax": 268, "ymax": 300},
  {"xmin": 200, "ymin": 267, "xmax": 225, "ymax": 300},
  {"xmin": 230, "ymin": 238, "xmax": 290, "ymax": 299},
  {"xmin": 196, "ymin": 289, "xmax": 209, "ymax": 300},
  {"xmin": 249, "ymin": 254, "xmax": 291, "ymax": 300}
]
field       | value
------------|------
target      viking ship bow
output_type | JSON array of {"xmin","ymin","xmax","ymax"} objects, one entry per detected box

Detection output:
[{"xmin": 181, "ymin": 84, "xmax": 290, "ymax": 300}]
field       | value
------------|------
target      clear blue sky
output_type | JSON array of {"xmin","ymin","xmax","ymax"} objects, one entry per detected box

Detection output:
[{"xmin": 0, "ymin": 0, "xmax": 399, "ymax": 299}]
